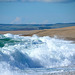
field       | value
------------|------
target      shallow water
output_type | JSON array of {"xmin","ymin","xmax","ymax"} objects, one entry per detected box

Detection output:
[{"xmin": 0, "ymin": 33, "xmax": 75, "ymax": 75}]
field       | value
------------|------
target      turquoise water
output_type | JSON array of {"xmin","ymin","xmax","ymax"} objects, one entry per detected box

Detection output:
[{"xmin": 0, "ymin": 33, "xmax": 75, "ymax": 75}]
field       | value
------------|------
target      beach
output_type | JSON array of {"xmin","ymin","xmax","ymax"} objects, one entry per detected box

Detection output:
[
  {"xmin": 0, "ymin": 26, "xmax": 75, "ymax": 75},
  {"xmin": 0, "ymin": 26, "xmax": 75, "ymax": 41}
]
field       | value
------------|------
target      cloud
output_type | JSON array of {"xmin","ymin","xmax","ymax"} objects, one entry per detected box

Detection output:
[
  {"xmin": 0, "ymin": 0, "xmax": 75, "ymax": 3},
  {"xmin": 10, "ymin": 17, "xmax": 21, "ymax": 24}
]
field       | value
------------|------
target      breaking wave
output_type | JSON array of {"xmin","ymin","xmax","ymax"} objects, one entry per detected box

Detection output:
[{"xmin": 0, "ymin": 33, "xmax": 75, "ymax": 75}]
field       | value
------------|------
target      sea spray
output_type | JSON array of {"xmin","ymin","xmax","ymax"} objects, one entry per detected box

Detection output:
[{"xmin": 0, "ymin": 33, "xmax": 75, "ymax": 75}]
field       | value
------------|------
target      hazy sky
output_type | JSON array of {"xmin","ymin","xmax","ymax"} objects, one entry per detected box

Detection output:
[{"xmin": 0, "ymin": 0, "xmax": 75, "ymax": 24}]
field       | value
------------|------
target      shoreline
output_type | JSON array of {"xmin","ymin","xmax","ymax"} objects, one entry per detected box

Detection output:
[
  {"xmin": 0, "ymin": 26, "xmax": 75, "ymax": 75},
  {"xmin": 0, "ymin": 26, "xmax": 75, "ymax": 41}
]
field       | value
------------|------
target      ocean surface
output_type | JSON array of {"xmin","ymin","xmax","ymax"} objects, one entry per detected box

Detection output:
[
  {"xmin": 0, "ymin": 33, "xmax": 75, "ymax": 75},
  {"xmin": 0, "ymin": 23, "xmax": 75, "ymax": 31}
]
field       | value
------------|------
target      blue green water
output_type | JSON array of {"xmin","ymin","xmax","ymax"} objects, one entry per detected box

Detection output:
[
  {"xmin": 0, "ymin": 23, "xmax": 75, "ymax": 31},
  {"xmin": 0, "ymin": 33, "xmax": 75, "ymax": 75}
]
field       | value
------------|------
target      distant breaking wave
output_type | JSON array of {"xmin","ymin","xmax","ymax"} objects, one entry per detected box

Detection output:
[{"xmin": 0, "ymin": 33, "xmax": 75, "ymax": 75}]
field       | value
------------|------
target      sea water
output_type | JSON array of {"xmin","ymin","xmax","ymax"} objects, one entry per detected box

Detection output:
[{"xmin": 0, "ymin": 33, "xmax": 75, "ymax": 75}]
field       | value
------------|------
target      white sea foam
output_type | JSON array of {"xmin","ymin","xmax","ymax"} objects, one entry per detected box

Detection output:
[{"xmin": 0, "ymin": 33, "xmax": 75, "ymax": 75}]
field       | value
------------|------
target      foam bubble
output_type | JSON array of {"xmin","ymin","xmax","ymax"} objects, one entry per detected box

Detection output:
[{"xmin": 0, "ymin": 33, "xmax": 75, "ymax": 74}]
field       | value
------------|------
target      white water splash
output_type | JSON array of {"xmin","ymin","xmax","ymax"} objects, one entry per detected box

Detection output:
[{"xmin": 0, "ymin": 33, "xmax": 75, "ymax": 75}]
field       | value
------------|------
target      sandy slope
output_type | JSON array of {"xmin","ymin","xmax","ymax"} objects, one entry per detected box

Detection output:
[
  {"xmin": 0, "ymin": 26, "xmax": 75, "ymax": 74},
  {"xmin": 0, "ymin": 26, "xmax": 75, "ymax": 41}
]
